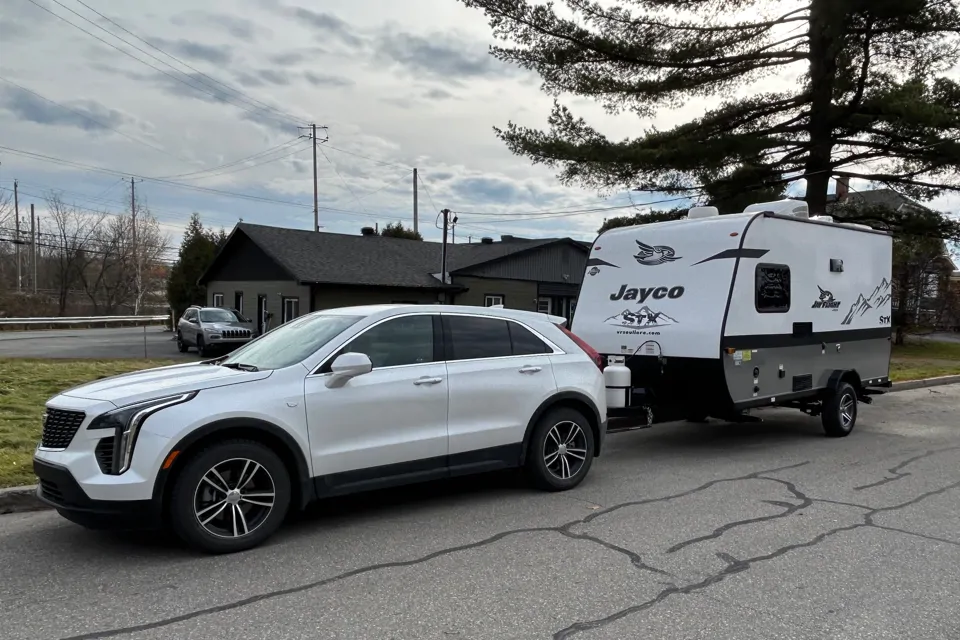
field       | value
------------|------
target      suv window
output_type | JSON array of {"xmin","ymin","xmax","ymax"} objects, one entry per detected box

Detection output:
[
  {"xmin": 183, "ymin": 309, "xmax": 197, "ymax": 322},
  {"xmin": 200, "ymin": 308, "xmax": 242, "ymax": 323},
  {"xmin": 508, "ymin": 322, "xmax": 551, "ymax": 355},
  {"xmin": 341, "ymin": 315, "xmax": 436, "ymax": 369},
  {"xmin": 445, "ymin": 315, "xmax": 513, "ymax": 361}
]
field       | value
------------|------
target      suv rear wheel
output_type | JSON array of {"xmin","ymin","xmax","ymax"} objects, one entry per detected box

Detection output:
[
  {"xmin": 525, "ymin": 407, "xmax": 595, "ymax": 491},
  {"xmin": 168, "ymin": 439, "xmax": 291, "ymax": 554}
]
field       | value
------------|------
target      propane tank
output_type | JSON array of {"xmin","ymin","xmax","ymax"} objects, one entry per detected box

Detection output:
[{"xmin": 603, "ymin": 363, "xmax": 632, "ymax": 409}]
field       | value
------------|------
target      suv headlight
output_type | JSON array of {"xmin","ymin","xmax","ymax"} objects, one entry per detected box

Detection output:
[{"xmin": 88, "ymin": 392, "xmax": 197, "ymax": 474}]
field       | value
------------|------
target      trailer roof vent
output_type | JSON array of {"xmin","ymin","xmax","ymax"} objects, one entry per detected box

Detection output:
[
  {"xmin": 743, "ymin": 198, "xmax": 809, "ymax": 218},
  {"xmin": 480, "ymin": 236, "xmax": 494, "ymax": 244},
  {"xmin": 811, "ymin": 215, "xmax": 834, "ymax": 223},
  {"xmin": 687, "ymin": 206, "xmax": 719, "ymax": 219}
]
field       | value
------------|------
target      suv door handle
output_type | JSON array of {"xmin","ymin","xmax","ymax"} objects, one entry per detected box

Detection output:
[
  {"xmin": 518, "ymin": 365, "xmax": 542, "ymax": 374},
  {"xmin": 414, "ymin": 376, "xmax": 443, "ymax": 385}
]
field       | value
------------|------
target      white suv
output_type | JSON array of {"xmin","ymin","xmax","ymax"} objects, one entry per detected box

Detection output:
[{"xmin": 33, "ymin": 304, "xmax": 608, "ymax": 553}]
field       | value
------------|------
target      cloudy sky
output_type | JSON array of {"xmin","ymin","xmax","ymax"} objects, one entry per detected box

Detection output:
[{"xmin": 1, "ymin": 0, "xmax": 956, "ymax": 260}]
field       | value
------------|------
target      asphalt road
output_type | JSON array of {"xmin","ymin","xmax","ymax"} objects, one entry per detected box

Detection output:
[
  {"xmin": 0, "ymin": 327, "xmax": 196, "ymax": 360},
  {"xmin": 2, "ymin": 385, "xmax": 959, "ymax": 640}
]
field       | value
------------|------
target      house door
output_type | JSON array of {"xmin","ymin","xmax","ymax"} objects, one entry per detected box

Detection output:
[{"xmin": 257, "ymin": 295, "xmax": 268, "ymax": 335}]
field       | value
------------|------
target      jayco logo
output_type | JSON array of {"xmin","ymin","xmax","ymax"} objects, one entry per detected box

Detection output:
[
  {"xmin": 811, "ymin": 285, "xmax": 841, "ymax": 310},
  {"xmin": 610, "ymin": 285, "xmax": 685, "ymax": 302}
]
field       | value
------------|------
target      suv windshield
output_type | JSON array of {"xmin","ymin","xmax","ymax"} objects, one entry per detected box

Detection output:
[
  {"xmin": 220, "ymin": 313, "xmax": 364, "ymax": 370},
  {"xmin": 200, "ymin": 308, "xmax": 243, "ymax": 323}
]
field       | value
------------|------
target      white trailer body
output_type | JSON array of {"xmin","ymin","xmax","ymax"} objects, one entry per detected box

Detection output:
[{"xmin": 571, "ymin": 202, "xmax": 892, "ymax": 427}]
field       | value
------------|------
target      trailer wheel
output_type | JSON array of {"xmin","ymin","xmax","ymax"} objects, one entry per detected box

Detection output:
[{"xmin": 822, "ymin": 382, "xmax": 858, "ymax": 438}]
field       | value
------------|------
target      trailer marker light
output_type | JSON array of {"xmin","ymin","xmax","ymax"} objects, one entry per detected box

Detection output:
[{"xmin": 730, "ymin": 232, "xmax": 739, "ymax": 237}]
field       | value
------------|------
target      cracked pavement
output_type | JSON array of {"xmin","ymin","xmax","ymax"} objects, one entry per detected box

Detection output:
[{"xmin": 2, "ymin": 384, "xmax": 959, "ymax": 639}]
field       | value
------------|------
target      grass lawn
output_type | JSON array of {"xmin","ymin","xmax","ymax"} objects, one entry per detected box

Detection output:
[
  {"xmin": 0, "ymin": 359, "xmax": 178, "ymax": 490},
  {"xmin": 1, "ymin": 342, "xmax": 960, "ymax": 490},
  {"xmin": 890, "ymin": 339, "xmax": 960, "ymax": 382}
]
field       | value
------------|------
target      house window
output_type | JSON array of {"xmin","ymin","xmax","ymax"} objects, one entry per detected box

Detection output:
[
  {"xmin": 212, "ymin": 293, "xmax": 224, "ymax": 307},
  {"xmin": 234, "ymin": 291, "xmax": 243, "ymax": 314},
  {"xmin": 923, "ymin": 272, "xmax": 939, "ymax": 298},
  {"xmin": 282, "ymin": 297, "xmax": 300, "ymax": 323},
  {"xmin": 537, "ymin": 298, "xmax": 551, "ymax": 314},
  {"xmin": 484, "ymin": 294, "xmax": 504, "ymax": 307},
  {"xmin": 755, "ymin": 264, "xmax": 791, "ymax": 313}
]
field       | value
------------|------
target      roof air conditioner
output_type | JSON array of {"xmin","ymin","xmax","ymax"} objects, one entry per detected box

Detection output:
[{"xmin": 687, "ymin": 206, "xmax": 719, "ymax": 219}]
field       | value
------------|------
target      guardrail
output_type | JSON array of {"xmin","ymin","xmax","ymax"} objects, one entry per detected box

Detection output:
[{"xmin": 0, "ymin": 314, "xmax": 172, "ymax": 332}]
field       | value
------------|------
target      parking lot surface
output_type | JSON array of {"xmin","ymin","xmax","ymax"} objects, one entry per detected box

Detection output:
[
  {"xmin": 0, "ymin": 327, "xmax": 194, "ymax": 360},
  {"xmin": 1, "ymin": 384, "xmax": 958, "ymax": 640}
]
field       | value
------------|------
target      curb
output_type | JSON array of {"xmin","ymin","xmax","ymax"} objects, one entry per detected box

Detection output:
[
  {"xmin": 3, "ymin": 375, "xmax": 960, "ymax": 517},
  {"xmin": 0, "ymin": 486, "xmax": 45, "ymax": 515}
]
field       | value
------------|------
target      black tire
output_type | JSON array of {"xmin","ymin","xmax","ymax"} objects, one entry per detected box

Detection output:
[
  {"xmin": 168, "ymin": 439, "xmax": 291, "ymax": 554},
  {"xmin": 822, "ymin": 381, "xmax": 858, "ymax": 438},
  {"xmin": 176, "ymin": 331, "xmax": 188, "ymax": 353},
  {"xmin": 524, "ymin": 407, "xmax": 595, "ymax": 492},
  {"xmin": 197, "ymin": 335, "xmax": 210, "ymax": 357}
]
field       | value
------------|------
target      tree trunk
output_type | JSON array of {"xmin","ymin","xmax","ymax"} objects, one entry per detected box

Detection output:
[{"xmin": 803, "ymin": 0, "xmax": 842, "ymax": 216}]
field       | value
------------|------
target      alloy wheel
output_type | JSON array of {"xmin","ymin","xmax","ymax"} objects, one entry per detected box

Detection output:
[
  {"xmin": 542, "ymin": 420, "xmax": 588, "ymax": 480},
  {"xmin": 193, "ymin": 458, "xmax": 276, "ymax": 538},
  {"xmin": 839, "ymin": 393, "xmax": 856, "ymax": 429}
]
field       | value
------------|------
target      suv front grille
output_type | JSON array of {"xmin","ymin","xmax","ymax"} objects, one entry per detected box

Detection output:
[
  {"xmin": 221, "ymin": 329, "xmax": 251, "ymax": 338},
  {"xmin": 41, "ymin": 408, "xmax": 86, "ymax": 449},
  {"xmin": 39, "ymin": 479, "xmax": 64, "ymax": 504}
]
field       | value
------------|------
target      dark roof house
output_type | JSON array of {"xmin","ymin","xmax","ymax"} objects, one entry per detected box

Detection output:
[{"xmin": 198, "ymin": 223, "xmax": 591, "ymax": 332}]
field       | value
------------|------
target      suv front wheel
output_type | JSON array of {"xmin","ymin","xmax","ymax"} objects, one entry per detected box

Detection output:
[
  {"xmin": 525, "ymin": 407, "xmax": 595, "ymax": 492},
  {"xmin": 168, "ymin": 439, "xmax": 291, "ymax": 554}
]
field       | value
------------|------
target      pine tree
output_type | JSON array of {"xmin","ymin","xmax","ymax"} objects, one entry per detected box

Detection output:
[
  {"xmin": 380, "ymin": 221, "xmax": 423, "ymax": 240},
  {"xmin": 166, "ymin": 213, "xmax": 227, "ymax": 315},
  {"xmin": 460, "ymin": 0, "xmax": 960, "ymax": 227}
]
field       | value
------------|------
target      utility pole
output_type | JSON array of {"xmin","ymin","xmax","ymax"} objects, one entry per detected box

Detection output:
[
  {"xmin": 31, "ymin": 204, "xmax": 36, "ymax": 294},
  {"xmin": 130, "ymin": 177, "xmax": 143, "ymax": 314},
  {"xmin": 312, "ymin": 123, "xmax": 319, "ymax": 232},
  {"xmin": 439, "ymin": 209, "xmax": 458, "ymax": 296},
  {"xmin": 14, "ymin": 179, "xmax": 20, "ymax": 292},
  {"xmin": 413, "ymin": 168, "xmax": 419, "ymax": 235}
]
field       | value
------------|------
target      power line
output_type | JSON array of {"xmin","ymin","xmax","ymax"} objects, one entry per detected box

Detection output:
[
  {"xmin": 69, "ymin": 0, "xmax": 304, "ymax": 124},
  {"xmin": 322, "ymin": 144, "xmax": 410, "ymax": 170},
  {"xmin": 0, "ymin": 76, "xmax": 192, "ymax": 163},
  {"xmin": 316, "ymin": 140, "xmax": 368, "ymax": 214},
  {"xmin": 23, "ymin": 0, "xmax": 297, "ymax": 127},
  {"xmin": 157, "ymin": 140, "xmax": 311, "ymax": 181},
  {"xmin": 154, "ymin": 138, "xmax": 303, "ymax": 179}
]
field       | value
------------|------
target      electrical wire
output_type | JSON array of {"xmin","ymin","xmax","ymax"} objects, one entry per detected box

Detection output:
[
  {"xmin": 69, "ymin": 0, "xmax": 303, "ymax": 124},
  {"xmin": 23, "ymin": 0, "xmax": 296, "ymax": 127},
  {"xmin": 159, "ymin": 140, "xmax": 312, "ymax": 181},
  {"xmin": 316, "ymin": 140, "xmax": 368, "ymax": 213},
  {"xmin": 153, "ymin": 138, "xmax": 305, "ymax": 179},
  {"xmin": 0, "ymin": 76, "xmax": 192, "ymax": 163}
]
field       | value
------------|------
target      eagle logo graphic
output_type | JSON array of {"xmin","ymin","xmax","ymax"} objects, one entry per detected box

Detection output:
[{"xmin": 633, "ymin": 240, "xmax": 681, "ymax": 266}]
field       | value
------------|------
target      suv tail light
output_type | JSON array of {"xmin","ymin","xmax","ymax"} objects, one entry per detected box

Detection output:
[{"xmin": 557, "ymin": 324, "xmax": 604, "ymax": 370}]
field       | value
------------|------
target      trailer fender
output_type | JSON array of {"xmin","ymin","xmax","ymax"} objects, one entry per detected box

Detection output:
[{"xmin": 826, "ymin": 370, "xmax": 866, "ymax": 400}]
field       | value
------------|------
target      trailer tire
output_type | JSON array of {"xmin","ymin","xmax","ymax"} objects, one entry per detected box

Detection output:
[
  {"xmin": 524, "ymin": 407, "xmax": 595, "ymax": 492},
  {"xmin": 822, "ymin": 381, "xmax": 857, "ymax": 438}
]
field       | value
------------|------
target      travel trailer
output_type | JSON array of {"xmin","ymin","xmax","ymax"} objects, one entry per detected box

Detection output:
[{"xmin": 571, "ymin": 199, "xmax": 893, "ymax": 437}]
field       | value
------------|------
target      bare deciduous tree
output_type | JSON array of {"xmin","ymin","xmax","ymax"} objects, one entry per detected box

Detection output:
[{"xmin": 46, "ymin": 193, "xmax": 105, "ymax": 315}]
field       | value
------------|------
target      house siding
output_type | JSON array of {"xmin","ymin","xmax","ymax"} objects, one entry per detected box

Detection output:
[
  {"xmin": 206, "ymin": 280, "xmax": 310, "ymax": 331},
  {"xmin": 203, "ymin": 232, "xmax": 293, "ymax": 282},
  {"xmin": 312, "ymin": 284, "xmax": 442, "ymax": 311},
  {"xmin": 455, "ymin": 242, "xmax": 587, "ymax": 285},
  {"xmin": 451, "ymin": 276, "xmax": 539, "ymax": 311}
]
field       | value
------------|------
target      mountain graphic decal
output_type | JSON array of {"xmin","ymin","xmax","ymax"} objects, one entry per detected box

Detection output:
[
  {"xmin": 605, "ymin": 306, "xmax": 679, "ymax": 328},
  {"xmin": 842, "ymin": 277, "xmax": 891, "ymax": 325}
]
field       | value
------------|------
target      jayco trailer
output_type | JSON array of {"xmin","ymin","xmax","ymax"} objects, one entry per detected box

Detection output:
[{"xmin": 570, "ymin": 199, "xmax": 893, "ymax": 437}]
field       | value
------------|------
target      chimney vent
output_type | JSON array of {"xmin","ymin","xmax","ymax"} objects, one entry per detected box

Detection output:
[{"xmin": 361, "ymin": 226, "xmax": 376, "ymax": 236}]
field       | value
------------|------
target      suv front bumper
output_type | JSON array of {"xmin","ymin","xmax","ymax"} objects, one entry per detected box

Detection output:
[{"xmin": 33, "ymin": 458, "xmax": 161, "ymax": 530}]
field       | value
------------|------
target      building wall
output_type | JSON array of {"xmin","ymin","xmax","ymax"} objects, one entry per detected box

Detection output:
[
  {"xmin": 451, "ymin": 276, "xmax": 539, "ymax": 311},
  {"xmin": 205, "ymin": 280, "xmax": 310, "ymax": 330},
  {"xmin": 203, "ymin": 232, "xmax": 293, "ymax": 282},
  {"xmin": 312, "ymin": 284, "xmax": 442, "ymax": 311},
  {"xmin": 456, "ymin": 242, "xmax": 588, "ymax": 284}
]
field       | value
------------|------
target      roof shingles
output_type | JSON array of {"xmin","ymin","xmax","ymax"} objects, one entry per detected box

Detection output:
[{"xmin": 233, "ymin": 223, "xmax": 565, "ymax": 289}]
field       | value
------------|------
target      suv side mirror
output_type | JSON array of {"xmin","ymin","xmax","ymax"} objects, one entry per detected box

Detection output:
[{"xmin": 325, "ymin": 352, "xmax": 373, "ymax": 388}]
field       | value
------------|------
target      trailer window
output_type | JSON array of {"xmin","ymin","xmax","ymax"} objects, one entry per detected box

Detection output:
[{"xmin": 755, "ymin": 264, "xmax": 791, "ymax": 313}]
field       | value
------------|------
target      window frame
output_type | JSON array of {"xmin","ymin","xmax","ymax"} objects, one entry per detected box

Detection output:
[
  {"xmin": 212, "ymin": 293, "xmax": 224, "ymax": 307},
  {"xmin": 234, "ymin": 291, "xmax": 244, "ymax": 314},
  {"xmin": 484, "ymin": 294, "xmax": 505, "ymax": 307},
  {"xmin": 754, "ymin": 263, "xmax": 791, "ymax": 314},
  {"xmin": 282, "ymin": 296, "xmax": 300, "ymax": 323},
  {"xmin": 311, "ymin": 313, "xmax": 442, "ymax": 375},
  {"xmin": 536, "ymin": 297, "xmax": 552, "ymax": 314},
  {"xmin": 440, "ymin": 312, "xmax": 562, "ymax": 363}
]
